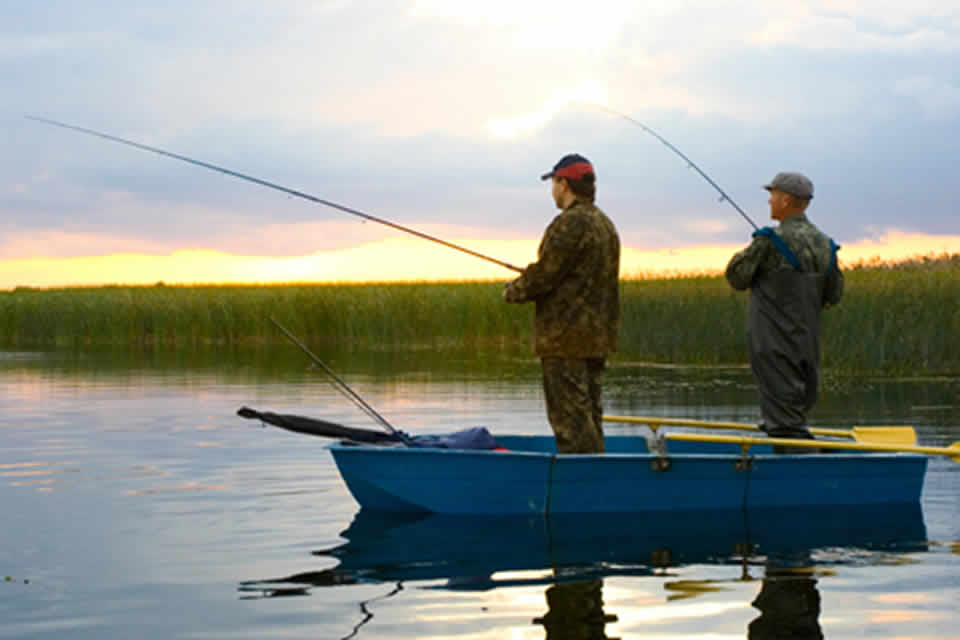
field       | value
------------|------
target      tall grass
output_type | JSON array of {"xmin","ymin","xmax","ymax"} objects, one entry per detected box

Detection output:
[
  {"xmin": 824, "ymin": 260, "xmax": 960, "ymax": 373},
  {"xmin": 0, "ymin": 282, "xmax": 531, "ymax": 350},
  {"xmin": 1, "ymin": 255, "xmax": 957, "ymax": 374}
]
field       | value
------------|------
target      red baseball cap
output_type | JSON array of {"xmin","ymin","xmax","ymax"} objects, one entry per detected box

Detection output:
[{"xmin": 540, "ymin": 153, "xmax": 595, "ymax": 181}]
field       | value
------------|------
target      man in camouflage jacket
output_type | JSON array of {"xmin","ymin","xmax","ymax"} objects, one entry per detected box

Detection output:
[
  {"xmin": 504, "ymin": 154, "xmax": 621, "ymax": 453},
  {"xmin": 726, "ymin": 172, "xmax": 843, "ymax": 442}
]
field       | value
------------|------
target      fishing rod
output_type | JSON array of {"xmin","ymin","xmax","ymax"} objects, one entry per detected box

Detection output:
[
  {"xmin": 269, "ymin": 316, "xmax": 409, "ymax": 442},
  {"xmin": 25, "ymin": 115, "xmax": 522, "ymax": 273},
  {"xmin": 591, "ymin": 104, "xmax": 759, "ymax": 231}
]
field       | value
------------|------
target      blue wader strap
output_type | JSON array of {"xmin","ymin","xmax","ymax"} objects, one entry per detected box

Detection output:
[
  {"xmin": 753, "ymin": 227, "xmax": 802, "ymax": 271},
  {"xmin": 827, "ymin": 239, "xmax": 840, "ymax": 276}
]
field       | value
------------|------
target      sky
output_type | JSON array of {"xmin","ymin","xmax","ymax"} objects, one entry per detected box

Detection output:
[{"xmin": 2, "ymin": 1, "xmax": 959, "ymax": 287}]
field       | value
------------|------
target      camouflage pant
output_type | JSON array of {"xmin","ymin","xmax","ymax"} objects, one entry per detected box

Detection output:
[{"xmin": 541, "ymin": 357, "xmax": 606, "ymax": 453}]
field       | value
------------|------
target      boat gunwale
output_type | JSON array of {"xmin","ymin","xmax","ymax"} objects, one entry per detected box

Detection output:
[{"xmin": 328, "ymin": 441, "xmax": 929, "ymax": 461}]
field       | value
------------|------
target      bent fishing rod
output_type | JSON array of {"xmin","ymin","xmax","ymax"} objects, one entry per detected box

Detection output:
[
  {"xmin": 268, "ymin": 316, "xmax": 406, "ymax": 441},
  {"xmin": 590, "ymin": 104, "xmax": 759, "ymax": 231},
  {"xmin": 25, "ymin": 115, "xmax": 522, "ymax": 273}
]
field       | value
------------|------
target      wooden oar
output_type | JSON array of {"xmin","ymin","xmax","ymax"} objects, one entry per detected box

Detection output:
[
  {"xmin": 603, "ymin": 415, "xmax": 917, "ymax": 446},
  {"xmin": 663, "ymin": 432, "xmax": 960, "ymax": 462}
]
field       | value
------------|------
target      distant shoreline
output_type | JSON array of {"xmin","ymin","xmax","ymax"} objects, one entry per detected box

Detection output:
[{"xmin": 1, "ymin": 254, "xmax": 957, "ymax": 375}]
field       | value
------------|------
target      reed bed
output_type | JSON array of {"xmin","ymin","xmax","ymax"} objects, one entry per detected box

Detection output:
[
  {"xmin": 1, "ymin": 255, "xmax": 957, "ymax": 374},
  {"xmin": 0, "ymin": 282, "xmax": 531, "ymax": 350}
]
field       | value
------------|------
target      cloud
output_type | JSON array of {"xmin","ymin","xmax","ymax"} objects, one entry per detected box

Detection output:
[
  {"xmin": 2, "ymin": 0, "xmax": 959, "ymax": 283},
  {"xmin": 894, "ymin": 76, "xmax": 960, "ymax": 116},
  {"xmin": 0, "ymin": 219, "xmax": 536, "ymax": 261},
  {"xmin": 749, "ymin": 13, "xmax": 960, "ymax": 52},
  {"xmin": 410, "ymin": 0, "xmax": 633, "ymax": 50},
  {"xmin": 487, "ymin": 87, "xmax": 610, "ymax": 138}
]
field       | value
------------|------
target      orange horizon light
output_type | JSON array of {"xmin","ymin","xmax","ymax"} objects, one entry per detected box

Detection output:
[{"xmin": 0, "ymin": 230, "xmax": 956, "ymax": 290}]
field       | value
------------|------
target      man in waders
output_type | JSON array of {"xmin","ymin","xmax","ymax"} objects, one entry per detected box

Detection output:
[
  {"xmin": 726, "ymin": 172, "xmax": 843, "ymax": 449},
  {"xmin": 504, "ymin": 154, "xmax": 621, "ymax": 454}
]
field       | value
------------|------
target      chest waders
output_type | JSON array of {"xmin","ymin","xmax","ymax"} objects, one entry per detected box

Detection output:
[{"xmin": 748, "ymin": 228, "xmax": 839, "ymax": 440}]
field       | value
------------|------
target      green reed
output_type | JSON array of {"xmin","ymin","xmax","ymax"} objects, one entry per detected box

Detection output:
[
  {"xmin": 1, "ymin": 255, "xmax": 957, "ymax": 374},
  {"xmin": 0, "ymin": 282, "xmax": 531, "ymax": 350}
]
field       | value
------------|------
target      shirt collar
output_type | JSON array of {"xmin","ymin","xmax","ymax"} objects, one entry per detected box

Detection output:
[
  {"xmin": 780, "ymin": 213, "xmax": 808, "ymax": 227},
  {"xmin": 565, "ymin": 198, "xmax": 593, "ymax": 211}
]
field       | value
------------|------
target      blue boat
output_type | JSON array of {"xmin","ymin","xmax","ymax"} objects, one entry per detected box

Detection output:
[
  {"xmin": 236, "ymin": 408, "xmax": 929, "ymax": 515},
  {"xmin": 330, "ymin": 435, "xmax": 928, "ymax": 514}
]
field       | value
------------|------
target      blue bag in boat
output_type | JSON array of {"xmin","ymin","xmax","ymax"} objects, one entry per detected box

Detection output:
[{"xmin": 410, "ymin": 427, "xmax": 500, "ymax": 450}]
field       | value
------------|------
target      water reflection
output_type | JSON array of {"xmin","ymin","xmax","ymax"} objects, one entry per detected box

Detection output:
[
  {"xmin": 748, "ymin": 566, "xmax": 822, "ymax": 640},
  {"xmin": 3, "ymin": 347, "xmax": 956, "ymax": 639},
  {"xmin": 4, "ymin": 347, "xmax": 957, "ymax": 435},
  {"xmin": 534, "ymin": 578, "xmax": 617, "ymax": 640},
  {"xmin": 241, "ymin": 503, "xmax": 927, "ymax": 638}
]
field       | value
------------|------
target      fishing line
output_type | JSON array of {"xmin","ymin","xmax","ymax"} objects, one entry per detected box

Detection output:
[
  {"xmin": 589, "ymin": 104, "xmax": 759, "ymax": 231},
  {"xmin": 25, "ymin": 115, "xmax": 522, "ymax": 272},
  {"xmin": 269, "ymin": 316, "xmax": 405, "ymax": 440}
]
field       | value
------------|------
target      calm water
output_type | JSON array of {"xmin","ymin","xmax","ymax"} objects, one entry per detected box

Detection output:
[{"xmin": 1, "ymin": 347, "xmax": 958, "ymax": 639}]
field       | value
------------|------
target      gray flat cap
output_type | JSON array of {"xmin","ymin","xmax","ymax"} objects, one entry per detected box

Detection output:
[{"xmin": 764, "ymin": 172, "xmax": 814, "ymax": 200}]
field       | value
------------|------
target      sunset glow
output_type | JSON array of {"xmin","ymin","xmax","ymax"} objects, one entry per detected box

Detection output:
[{"xmin": 2, "ymin": 230, "xmax": 954, "ymax": 290}]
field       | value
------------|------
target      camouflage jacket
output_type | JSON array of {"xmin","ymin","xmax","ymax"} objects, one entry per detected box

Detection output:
[
  {"xmin": 504, "ymin": 200, "xmax": 621, "ymax": 358},
  {"xmin": 725, "ymin": 214, "xmax": 844, "ymax": 306}
]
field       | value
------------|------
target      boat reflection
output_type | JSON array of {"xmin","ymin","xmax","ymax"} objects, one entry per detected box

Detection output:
[{"xmin": 240, "ymin": 502, "xmax": 927, "ymax": 638}]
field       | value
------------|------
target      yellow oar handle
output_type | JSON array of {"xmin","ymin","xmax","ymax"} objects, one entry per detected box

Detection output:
[
  {"xmin": 603, "ymin": 415, "xmax": 916, "ymax": 445},
  {"xmin": 664, "ymin": 432, "xmax": 960, "ymax": 462},
  {"xmin": 604, "ymin": 415, "xmax": 760, "ymax": 431}
]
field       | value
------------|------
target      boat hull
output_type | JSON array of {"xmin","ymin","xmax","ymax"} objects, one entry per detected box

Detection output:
[{"xmin": 330, "ymin": 435, "xmax": 928, "ymax": 514}]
